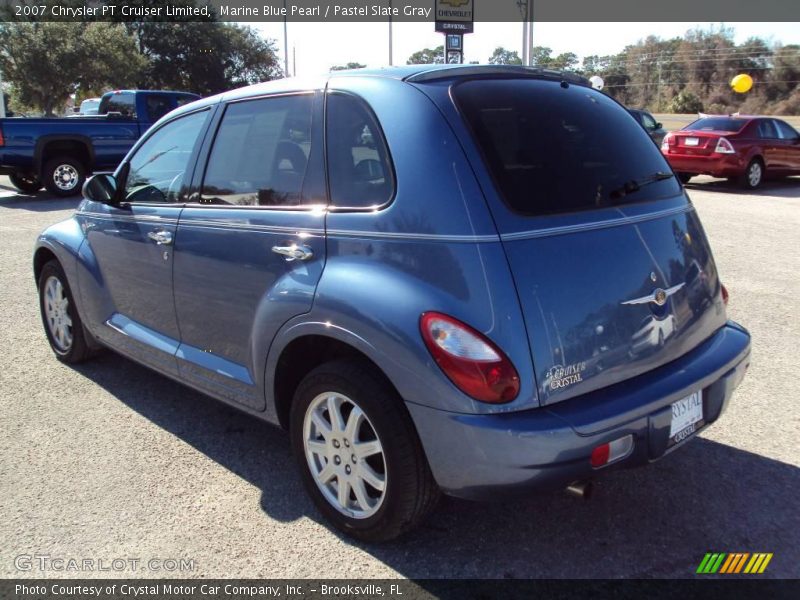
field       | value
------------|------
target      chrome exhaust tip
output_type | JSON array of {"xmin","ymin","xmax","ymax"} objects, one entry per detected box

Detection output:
[{"xmin": 566, "ymin": 481, "xmax": 593, "ymax": 500}]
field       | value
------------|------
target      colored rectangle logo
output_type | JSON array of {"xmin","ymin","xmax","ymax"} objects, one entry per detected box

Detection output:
[{"xmin": 697, "ymin": 552, "xmax": 772, "ymax": 574}]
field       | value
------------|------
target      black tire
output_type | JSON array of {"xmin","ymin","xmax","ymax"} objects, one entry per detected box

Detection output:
[
  {"xmin": 9, "ymin": 171, "xmax": 43, "ymax": 194},
  {"xmin": 38, "ymin": 260, "xmax": 94, "ymax": 363},
  {"xmin": 741, "ymin": 158, "xmax": 764, "ymax": 190},
  {"xmin": 290, "ymin": 359, "xmax": 439, "ymax": 542},
  {"xmin": 42, "ymin": 156, "xmax": 86, "ymax": 197},
  {"xmin": 677, "ymin": 172, "xmax": 693, "ymax": 184}
]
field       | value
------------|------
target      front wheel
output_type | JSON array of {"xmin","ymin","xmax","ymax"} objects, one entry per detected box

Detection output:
[
  {"xmin": 9, "ymin": 171, "xmax": 43, "ymax": 194},
  {"xmin": 290, "ymin": 359, "xmax": 439, "ymax": 542},
  {"xmin": 43, "ymin": 156, "xmax": 86, "ymax": 197},
  {"xmin": 38, "ymin": 260, "xmax": 94, "ymax": 363},
  {"xmin": 741, "ymin": 159, "xmax": 764, "ymax": 190}
]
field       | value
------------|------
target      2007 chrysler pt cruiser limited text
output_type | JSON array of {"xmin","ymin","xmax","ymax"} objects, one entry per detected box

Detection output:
[{"xmin": 34, "ymin": 65, "xmax": 751, "ymax": 541}]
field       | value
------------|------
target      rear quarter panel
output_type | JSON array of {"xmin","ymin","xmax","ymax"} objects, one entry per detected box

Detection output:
[{"xmin": 264, "ymin": 76, "xmax": 539, "ymax": 416}]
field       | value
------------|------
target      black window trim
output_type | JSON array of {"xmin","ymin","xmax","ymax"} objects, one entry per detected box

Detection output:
[
  {"xmin": 323, "ymin": 89, "xmax": 397, "ymax": 213},
  {"xmin": 449, "ymin": 77, "xmax": 684, "ymax": 220},
  {"xmin": 116, "ymin": 106, "xmax": 213, "ymax": 207},
  {"xmin": 187, "ymin": 90, "xmax": 326, "ymax": 212}
]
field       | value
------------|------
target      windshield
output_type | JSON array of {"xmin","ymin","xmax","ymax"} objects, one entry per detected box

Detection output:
[
  {"xmin": 453, "ymin": 79, "xmax": 681, "ymax": 216},
  {"xmin": 685, "ymin": 118, "xmax": 747, "ymax": 133}
]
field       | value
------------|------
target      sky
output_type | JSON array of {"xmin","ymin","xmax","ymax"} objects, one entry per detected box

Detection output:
[{"xmin": 250, "ymin": 21, "xmax": 800, "ymax": 76}]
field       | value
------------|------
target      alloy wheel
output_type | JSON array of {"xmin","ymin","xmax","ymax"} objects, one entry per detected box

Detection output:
[
  {"xmin": 43, "ymin": 276, "xmax": 73, "ymax": 352},
  {"xmin": 748, "ymin": 162, "xmax": 762, "ymax": 188},
  {"xmin": 302, "ymin": 392, "xmax": 387, "ymax": 519}
]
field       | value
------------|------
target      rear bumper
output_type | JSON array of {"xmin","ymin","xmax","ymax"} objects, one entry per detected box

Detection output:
[
  {"xmin": 409, "ymin": 321, "xmax": 751, "ymax": 501},
  {"xmin": 663, "ymin": 152, "xmax": 744, "ymax": 178}
]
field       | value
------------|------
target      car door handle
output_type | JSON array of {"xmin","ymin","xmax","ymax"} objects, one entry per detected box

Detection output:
[
  {"xmin": 272, "ymin": 244, "xmax": 314, "ymax": 261},
  {"xmin": 147, "ymin": 230, "xmax": 173, "ymax": 245}
]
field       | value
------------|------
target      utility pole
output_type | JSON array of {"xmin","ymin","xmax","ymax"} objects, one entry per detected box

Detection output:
[
  {"xmin": 283, "ymin": 0, "xmax": 289, "ymax": 77},
  {"xmin": 388, "ymin": 0, "xmax": 393, "ymax": 65}
]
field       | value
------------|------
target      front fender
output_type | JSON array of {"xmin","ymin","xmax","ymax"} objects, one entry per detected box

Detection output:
[{"xmin": 33, "ymin": 216, "xmax": 85, "ymax": 286}]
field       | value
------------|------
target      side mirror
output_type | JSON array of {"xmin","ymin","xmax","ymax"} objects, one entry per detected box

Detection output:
[
  {"xmin": 82, "ymin": 173, "xmax": 118, "ymax": 204},
  {"xmin": 656, "ymin": 122, "xmax": 663, "ymax": 130}
]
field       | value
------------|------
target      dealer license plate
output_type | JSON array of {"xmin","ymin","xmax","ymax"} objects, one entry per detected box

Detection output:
[
  {"xmin": 669, "ymin": 391, "xmax": 703, "ymax": 446},
  {"xmin": 684, "ymin": 137, "xmax": 700, "ymax": 146}
]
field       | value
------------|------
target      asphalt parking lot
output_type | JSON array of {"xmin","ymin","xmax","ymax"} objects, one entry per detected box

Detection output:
[{"xmin": 1, "ymin": 175, "xmax": 798, "ymax": 579}]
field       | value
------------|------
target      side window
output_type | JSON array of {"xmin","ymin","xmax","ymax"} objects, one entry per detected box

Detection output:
[
  {"xmin": 757, "ymin": 120, "xmax": 778, "ymax": 139},
  {"xmin": 326, "ymin": 93, "xmax": 394, "ymax": 208},
  {"xmin": 123, "ymin": 110, "xmax": 208, "ymax": 204},
  {"xmin": 641, "ymin": 112, "xmax": 658, "ymax": 130},
  {"xmin": 101, "ymin": 93, "xmax": 136, "ymax": 118},
  {"xmin": 146, "ymin": 95, "xmax": 174, "ymax": 122},
  {"xmin": 774, "ymin": 120, "xmax": 800, "ymax": 140},
  {"xmin": 201, "ymin": 95, "xmax": 314, "ymax": 206}
]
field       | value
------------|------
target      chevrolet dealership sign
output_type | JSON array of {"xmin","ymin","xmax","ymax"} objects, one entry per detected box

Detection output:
[{"xmin": 435, "ymin": 0, "xmax": 474, "ymax": 33}]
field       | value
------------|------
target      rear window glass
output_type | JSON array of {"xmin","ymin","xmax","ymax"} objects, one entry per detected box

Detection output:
[
  {"xmin": 685, "ymin": 118, "xmax": 746, "ymax": 133},
  {"xmin": 99, "ymin": 92, "xmax": 136, "ymax": 118},
  {"xmin": 453, "ymin": 79, "xmax": 680, "ymax": 216}
]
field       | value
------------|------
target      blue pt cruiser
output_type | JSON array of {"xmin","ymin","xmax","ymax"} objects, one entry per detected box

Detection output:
[{"xmin": 34, "ymin": 66, "xmax": 751, "ymax": 541}]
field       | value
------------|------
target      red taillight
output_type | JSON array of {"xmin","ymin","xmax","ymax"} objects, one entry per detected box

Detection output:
[
  {"xmin": 591, "ymin": 435, "xmax": 633, "ymax": 468},
  {"xmin": 714, "ymin": 137, "xmax": 735, "ymax": 154},
  {"xmin": 721, "ymin": 283, "xmax": 729, "ymax": 305},
  {"xmin": 420, "ymin": 312, "xmax": 520, "ymax": 403},
  {"xmin": 661, "ymin": 133, "xmax": 673, "ymax": 152},
  {"xmin": 0, "ymin": 125, "xmax": 4, "ymax": 147},
  {"xmin": 590, "ymin": 444, "xmax": 610, "ymax": 468}
]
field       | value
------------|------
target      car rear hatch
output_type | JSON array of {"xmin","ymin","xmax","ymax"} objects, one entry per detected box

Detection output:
[{"xmin": 448, "ymin": 77, "xmax": 728, "ymax": 406}]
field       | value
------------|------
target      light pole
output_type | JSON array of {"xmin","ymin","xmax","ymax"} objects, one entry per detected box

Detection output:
[
  {"xmin": 0, "ymin": 66, "xmax": 5, "ymax": 118},
  {"xmin": 526, "ymin": 0, "xmax": 534, "ymax": 66},
  {"xmin": 517, "ymin": 1, "xmax": 528, "ymax": 65}
]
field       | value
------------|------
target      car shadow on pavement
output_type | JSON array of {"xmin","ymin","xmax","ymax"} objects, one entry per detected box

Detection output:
[
  {"xmin": 685, "ymin": 177, "xmax": 800, "ymax": 199},
  {"xmin": 73, "ymin": 352, "xmax": 800, "ymax": 579},
  {"xmin": 0, "ymin": 190, "xmax": 82, "ymax": 212}
]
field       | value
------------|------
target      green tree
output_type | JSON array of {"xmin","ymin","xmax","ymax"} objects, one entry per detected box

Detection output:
[
  {"xmin": 669, "ymin": 90, "xmax": 704, "ymax": 113},
  {"xmin": 330, "ymin": 62, "xmax": 367, "ymax": 71},
  {"xmin": 550, "ymin": 52, "xmax": 579, "ymax": 71},
  {"xmin": 488, "ymin": 47, "xmax": 522, "ymax": 65},
  {"xmin": 406, "ymin": 46, "xmax": 444, "ymax": 65},
  {"xmin": 529, "ymin": 46, "xmax": 554, "ymax": 68},
  {"xmin": 0, "ymin": 22, "xmax": 145, "ymax": 116},
  {"xmin": 131, "ymin": 22, "xmax": 281, "ymax": 96}
]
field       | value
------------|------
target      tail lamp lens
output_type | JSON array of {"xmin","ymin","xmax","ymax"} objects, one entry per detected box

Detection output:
[
  {"xmin": 591, "ymin": 435, "xmax": 634, "ymax": 468},
  {"xmin": 0, "ymin": 126, "xmax": 4, "ymax": 147},
  {"xmin": 714, "ymin": 137, "xmax": 735, "ymax": 154},
  {"xmin": 420, "ymin": 312, "xmax": 520, "ymax": 404},
  {"xmin": 721, "ymin": 283, "xmax": 729, "ymax": 305},
  {"xmin": 661, "ymin": 133, "xmax": 672, "ymax": 151}
]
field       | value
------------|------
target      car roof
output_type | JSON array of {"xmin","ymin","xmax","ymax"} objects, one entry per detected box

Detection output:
[{"xmin": 166, "ymin": 65, "xmax": 591, "ymax": 123}]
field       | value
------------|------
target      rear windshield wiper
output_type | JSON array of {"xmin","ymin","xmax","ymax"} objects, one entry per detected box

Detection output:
[{"xmin": 609, "ymin": 171, "xmax": 674, "ymax": 200}]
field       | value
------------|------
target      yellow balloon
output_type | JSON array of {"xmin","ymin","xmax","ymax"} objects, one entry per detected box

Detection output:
[{"xmin": 731, "ymin": 73, "xmax": 753, "ymax": 94}]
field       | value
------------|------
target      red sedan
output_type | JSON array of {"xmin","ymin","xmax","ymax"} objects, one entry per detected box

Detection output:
[{"xmin": 661, "ymin": 116, "xmax": 800, "ymax": 189}]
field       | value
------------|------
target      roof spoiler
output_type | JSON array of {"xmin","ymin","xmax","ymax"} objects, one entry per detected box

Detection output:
[{"xmin": 405, "ymin": 65, "xmax": 590, "ymax": 87}]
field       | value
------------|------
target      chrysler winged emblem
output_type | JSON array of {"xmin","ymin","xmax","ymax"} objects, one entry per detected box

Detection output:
[{"xmin": 621, "ymin": 283, "xmax": 685, "ymax": 307}]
